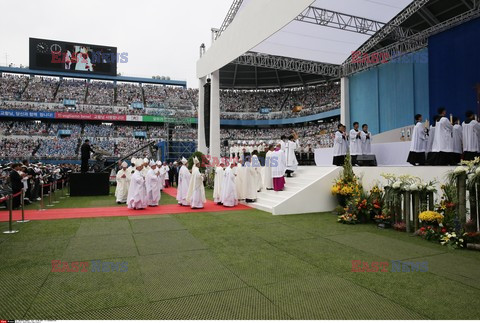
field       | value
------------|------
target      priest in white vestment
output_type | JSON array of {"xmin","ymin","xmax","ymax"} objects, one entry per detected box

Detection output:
[
  {"xmin": 271, "ymin": 144, "xmax": 287, "ymax": 191},
  {"xmin": 263, "ymin": 145, "xmax": 275, "ymax": 190},
  {"xmin": 431, "ymin": 108, "xmax": 454, "ymax": 165},
  {"xmin": 141, "ymin": 157, "xmax": 150, "ymax": 177},
  {"xmin": 127, "ymin": 159, "xmax": 148, "ymax": 210},
  {"xmin": 186, "ymin": 157, "xmax": 206, "ymax": 209},
  {"xmin": 221, "ymin": 163, "xmax": 238, "ymax": 207},
  {"xmin": 285, "ymin": 134, "xmax": 299, "ymax": 177},
  {"xmin": 452, "ymin": 118, "xmax": 463, "ymax": 165},
  {"xmin": 146, "ymin": 160, "xmax": 161, "ymax": 207},
  {"xmin": 360, "ymin": 124, "xmax": 372, "ymax": 155},
  {"xmin": 127, "ymin": 157, "xmax": 136, "ymax": 176},
  {"xmin": 349, "ymin": 122, "xmax": 362, "ymax": 165},
  {"xmin": 462, "ymin": 111, "xmax": 480, "ymax": 161},
  {"xmin": 333, "ymin": 124, "xmax": 348, "ymax": 166},
  {"xmin": 213, "ymin": 162, "xmax": 225, "ymax": 204},
  {"xmin": 115, "ymin": 161, "xmax": 130, "ymax": 204},
  {"xmin": 176, "ymin": 157, "xmax": 191, "ymax": 206},
  {"xmin": 235, "ymin": 159, "xmax": 247, "ymax": 200},
  {"xmin": 407, "ymin": 114, "xmax": 428, "ymax": 166}
]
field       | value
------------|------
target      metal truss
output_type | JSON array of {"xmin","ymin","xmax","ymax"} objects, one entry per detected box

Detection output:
[
  {"xmin": 216, "ymin": 0, "xmax": 244, "ymax": 39},
  {"xmin": 232, "ymin": 52, "xmax": 341, "ymax": 78},
  {"xmin": 342, "ymin": 0, "xmax": 480, "ymax": 76},
  {"xmin": 296, "ymin": 6, "xmax": 416, "ymax": 41}
]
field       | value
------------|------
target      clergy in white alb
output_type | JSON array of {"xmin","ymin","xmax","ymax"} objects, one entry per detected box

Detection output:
[
  {"xmin": 244, "ymin": 156, "xmax": 258, "ymax": 203},
  {"xmin": 115, "ymin": 161, "xmax": 130, "ymax": 204},
  {"xmin": 462, "ymin": 111, "xmax": 480, "ymax": 161},
  {"xmin": 333, "ymin": 124, "xmax": 348, "ymax": 166},
  {"xmin": 431, "ymin": 109, "xmax": 453, "ymax": 165},
  {"xmin": 213, "ymin": 162, "xmax": 225, "ymax": 204},
  {"xmin": 186, "ymin": 157, "xmax": 206, "ymax": 209},
  {"xmin": 127, "ymin": 159, "xmax": 148, "ymax": 210},
  {"xmin": 176, "ymin": 157, "xmax": 191, "ymax": 206},
  {"xmin": 452, "ymin": 119, "xmax": 463, "ymax": 165},
  {"xmin": 285, "ymin": 134, "xmax": 299, "ymax": 177},
  {"xmin": 235, "ymin": 159, "xmax": 247, "ymax": 200},
  {"xmin": 360, "ymin": 124, "xmax": 372, "ymax": 155},
  {"xmin": 271, "ymin": 144, "xmax": 287, "ymax": 191},
  {"xmin": 221, "ymin": 163, "xmax": 238, "ymax": 207},
  {"xmin": 263, "ymin": 145, "xmax": 275, "ymax": 190},
  {"xmin": 145, "ymin": 160, "xmax": 161, "ymax": 207},
  {"xmin": 407, "ymin": 114, "xmax": 428, "ymax": 166},
  {"xmin": 349, "ymin": 122, "xmax": 363, "ymax": 165}
]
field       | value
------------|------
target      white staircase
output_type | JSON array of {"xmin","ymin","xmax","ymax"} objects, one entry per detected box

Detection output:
[{"xmin": 245, "ymin": 166, "xmax": 341, "ymax": 215}]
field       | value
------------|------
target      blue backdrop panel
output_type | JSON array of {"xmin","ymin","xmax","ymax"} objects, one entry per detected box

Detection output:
[
  {"xmin": 349, "ymin": 48, "xmax": 429, "ymax": 134},
  {"xmin": 349, "ymin": 68, "xmax": 379, "ymax": 133},
  {"xmin": 429, "ymin": 17, "xmax": 480, "ymax": 120}
]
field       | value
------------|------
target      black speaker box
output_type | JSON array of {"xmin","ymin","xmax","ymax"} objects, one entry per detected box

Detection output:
[{"xmin": 356, "ymin": 155, "xmax": 378, "ymax": 167}]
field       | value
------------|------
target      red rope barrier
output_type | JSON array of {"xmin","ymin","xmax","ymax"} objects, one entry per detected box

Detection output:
[
  {"xmin": 0, "ymin": 195, "xmax": 10, "ymax": 203},
  {"xmin": 11, "ymin": 191, "xmax": 22, "ymax": 198},
  {"xmin": 42, "ymin": 183, "xmax": 52, "ymax": 188}
]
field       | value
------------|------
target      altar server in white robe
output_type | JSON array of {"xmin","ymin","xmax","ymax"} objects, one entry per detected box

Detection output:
[
  {"xmin": 127, "ymin": 159, "xmax": 148, "ymax": 210},
  {"xmin": 252, "ymin": 151, "xmax": 263, "ymax": 192},
  {"xmin": 213, "ymin": 162, "xmax": 225, "ymax": 204},
  {"xmin": 452, "ymin": 117, "xmax": 463, "ymax": 165},
  {"xmin": 333, "ymin": 124, "xmax": 348, "ymax": 166},
  {"xmin": 159, "ymin": 161, "xmax": 168, "ymax": 189},
  {"xmin": 426, "ymin": 116, "xmax": 438, "ymax": 165},
  {"xmin": 176, "ymin": 157, "xmax": 191, "ymax": 206},
  {"xmin": 285, "ymin": 133, "xmax": 299, "ymax": 177},
  {"xmin": 186, "ymin": 157, "xmax": 206, "ymax": 209},
  {"xmin": 161, "ymin": 162, "xmax": 170, "ymax": 188},
  {"xmin": 221, "ymin": 163, "xmax": 238, "ymax": 207},
  {"xmin": 141, "ymin": 157, "xmax": 150, "ymax": 177},
  {"xmin": 263, "ymin": 144, "xmax": 275, "ymax": 190},
  {"xmin": 432, "ymin": 108, "xmax": 454, "ymax": 165},
  {"xmin": 146, "ymin": 160, "xmax": 161, "ymax": 207},
  {"xmin": 407, "ymin": 114, "xmax": 428, "ymax": 166},
  {"xmin": 349, "ymin": 122, "xmax": 362, "ymax": 165},
  {"xmin": 244, "ymin": 155, "xmax": 259, "ymax": 203},
  {"xmin": 235, "ymin": 159, "xmax": 247, "ymax": 200},
  {"xmin": 360, "ymin": 124, "xmax": 372, "ymax": 155},
  {"xmin": 462, "ymin": 110, "xmax": 480, "ymax": 161},
  {"xmin": 127, "ymin": 157, "xmax": 136, "ymax": 175},
  {"xmin": 271, "ymin": 144, "xmax": 287, "ymax": 191},
  {"xmin": 115, "ymin": 161, "xmax": 130, "ymax": 204}
]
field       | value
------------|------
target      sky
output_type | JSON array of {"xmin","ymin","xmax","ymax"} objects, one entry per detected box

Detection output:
[{"xmin": 0, "ymin": 0, "xmax": 232, "ymax": 88}]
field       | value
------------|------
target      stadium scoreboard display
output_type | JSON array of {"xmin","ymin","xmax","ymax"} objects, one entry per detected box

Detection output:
[{"xmin": 29, "ymin": 37, "xmax": 118, "ymax": 76}]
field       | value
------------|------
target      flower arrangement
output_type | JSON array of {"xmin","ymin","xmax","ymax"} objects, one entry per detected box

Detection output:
[
  {"xmin": 419, "ymin": 211, "xmax": 444, "ymax": 224},
  {"xmin": 332, "ymin": 154, "xmax": 362, "ymax": 207},
  {"xmin": 393, "ymin": 222, "xmax": 407, "ymax": 232},
  {"xmin": 337, "ymin": 213, "xmax": 358, "ymax": 224},
  {"xmin": 418, "ymin": 226, "xmax": 443, "ymax": 241},
  {"xmin": 440, "ymin": 231, "xmax": 465, "ymax": 249}
]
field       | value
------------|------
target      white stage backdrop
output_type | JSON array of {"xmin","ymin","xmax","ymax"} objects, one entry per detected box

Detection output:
[{"xmin": 315, "ymin": 141, "xmax": 412, "ymax": 167}]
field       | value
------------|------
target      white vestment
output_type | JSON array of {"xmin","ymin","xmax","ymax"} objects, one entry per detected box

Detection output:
[
  {"xmin": 263, "ymin": 150, "xmax": 274, "ymax": 189},
  {"xmin": 213, "ymin": 166, "xmax": 224, "ymax": 203},
  {"xmin": 145, "ymin": 168, "xmax": 161, "ymax": 206},
  {"xmin": 235, "ymin": 164, "xmax": 247, "ymax": 200},
  {"xmin": 333, "ymin": 131, "xmax": 347, "ymax": 157},
  {"xmin": 410, "ymin": 122, "xmax": 427, "ymax": 152},
  {"xmin": 452, "ymin": 124, "xmax": 463, "ymax": 154},
  {"xmin": 349, "ymin": 129, "xmax": 362, "ymax": 156},
  {"xmin": 244, "ymin": 159, "xmax": 259, "ymax": 200},
  {"xmin": 176, "ymin": 165, "xmax": 191, "ymax": 205},
  {"xmin": 285, "ymin": 140, "xmax": 299, "ymax": 171},
  {"xmin": 271, "ymin": 149, "xmax": 286, "ymax": 178},
  {"xmin": 159, "ymin": 166, "xmax": 168, "ymax": 188},
  {"xmin": 432, "ymin": 117, "xmax": 453, "ymax": 153},
  {"xmin": 426, "ymin": 126, "xmax": 435, "ymax": 153},
  {"xmin": 115, "ymin": 169, "xmax": 130, "ymax": 203},
  {"xmin": 462, "ymin": 120, "xmax": 480, "ymax": 153},
  {"xmin": 186, "ymin": 166, "xmax": 206, "ymax": 208},
  {"xmin": 360, "ymin": 131, "xmax": 372, "ymax": 155},
  {"xmin": 127, "ymin": 170, "xmax": 147, "ymax": 210},
  {"xmin": 221, "ymin": 167, "xmax": 238, "ymax": 207}
]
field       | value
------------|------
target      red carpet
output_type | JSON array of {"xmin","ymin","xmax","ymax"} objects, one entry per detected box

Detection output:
[{"xmin": 0, "ymin": 187, "xmax": 250, "ymax": 222}]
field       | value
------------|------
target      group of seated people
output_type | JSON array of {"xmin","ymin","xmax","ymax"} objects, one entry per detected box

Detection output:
[{"xmin": 0, "ymin": 73, "xmax": 341, "ymax": 121}]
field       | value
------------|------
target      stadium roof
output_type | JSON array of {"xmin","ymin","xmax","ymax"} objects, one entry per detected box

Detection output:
[{"xmin": 198, "ymin": 0, "xmax": 480, "ymax": 89}]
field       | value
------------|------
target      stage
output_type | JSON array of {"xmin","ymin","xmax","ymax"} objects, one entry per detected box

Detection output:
[{"xmin": 248, "ymin": 165, "xmax": 455, "ymax": 216}]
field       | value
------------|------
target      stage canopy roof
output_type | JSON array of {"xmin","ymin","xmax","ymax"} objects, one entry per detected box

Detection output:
[{"xmin": 197, "ymin": 0, "xmax": 479, "ymax": 89}]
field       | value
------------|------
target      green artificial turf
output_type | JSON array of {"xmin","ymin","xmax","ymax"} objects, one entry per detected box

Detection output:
[{"xmin": 1, "ymin": 202, "xmax": 480, "ymax": 319}]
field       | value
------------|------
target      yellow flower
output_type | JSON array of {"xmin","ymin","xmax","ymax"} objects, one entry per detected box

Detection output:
[{"xmin": 419, "ymin": 211, "xmax": 444, "ymax": 224}]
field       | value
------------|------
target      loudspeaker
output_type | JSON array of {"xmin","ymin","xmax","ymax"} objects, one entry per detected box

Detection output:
[
  {"xmin": 70, "ymin": 172, "xmax": 110, "ymax": 196},
  {"xmin": 356, "ymin": 155, "xmax": 377, "ymax": 167},
  {"xmin": 204, "ymin": 79, "xmax": 211, "ymax": 148}
]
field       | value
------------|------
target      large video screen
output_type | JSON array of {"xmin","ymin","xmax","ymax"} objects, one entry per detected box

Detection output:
[{"xmin": 29, "ymin": 38, "xmax": 118, "ymax": 76}]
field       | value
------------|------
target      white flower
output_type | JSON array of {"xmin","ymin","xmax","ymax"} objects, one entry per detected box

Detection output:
[
  {"xmin": 426, "ymin": 186, "xmax": 436, "ymax": 192},
  {"xmin": 439, "ymin": 223, "xmax": 444, "ymax": 228},
  {"xmin": 451, "ymin": 233, "xmax": 456, "ymax": 237},
  {"xmin": 460, "ymin": 239, "xmax": 464, "ymax": 243},
  {"xmin": 409, "ymin": 184, "xmax": 418, "ymax": 191},
  {"xmin": 468, "ymin": 174, "xmax": 475, "ymax": 182},
  {"xmin": 392, "ymin": 182, "xmax": 401, "ymax": 189},
  {"xmin": 454, "ymin": 166, "xmax": 468, "ymax": 174},
  {"xmin": 476, "ymin": 167, "xmax": 480, "ymax": 176}
]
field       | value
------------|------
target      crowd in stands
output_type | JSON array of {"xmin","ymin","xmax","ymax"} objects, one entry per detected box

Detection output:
[
  {"xmin": 20, "ymin": 77, "xmax": 58, "ymax": 103},
  {"xmin": 116, "ymin": 82, "xmax": 143, "ymax": 105},
  {"xmin": 86, "ymin": 81, "xmax": 114, "ymax": 105},
  {"xmin": 56, "ymin": 79, "xmax": 87, "ymax": 103}
]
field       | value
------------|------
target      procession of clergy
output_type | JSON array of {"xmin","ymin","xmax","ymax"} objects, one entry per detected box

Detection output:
[
  {"xmin": 115, "ymin": 133, "xmax": 300, "ymax": 210},
  {"xmin": 333, "ymin": 108, "xmax": 480, "ymax": 166}
]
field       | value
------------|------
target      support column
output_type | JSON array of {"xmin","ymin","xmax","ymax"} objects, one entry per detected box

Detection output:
[
  {"xmin": 197, "ymin": 77, "xmax": 207, "ymax": 153},
  {"xmin": 209, "ymin": 70, "xmax": 221, "ymax": 159},
  {"xmin": 341, "ymin": 77, "xmax": 350, "ymax": 127}
]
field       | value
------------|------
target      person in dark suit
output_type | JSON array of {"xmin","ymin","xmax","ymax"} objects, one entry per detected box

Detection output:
[
  {"xmin": 80, "ymin": 139, "xmax": 94, "ymax": 173},
  {"xmin": 169, "ymin": 162, "xmax": 178, "ymax": 187},
  {"xmin": 10, "ymin": 163, "xmax": 24, "ymax": 208}
]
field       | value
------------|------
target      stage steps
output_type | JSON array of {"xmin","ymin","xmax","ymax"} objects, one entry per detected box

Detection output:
[{"xmin": 244, "ymin": 166, "xmax": 341, "ymax": 215}]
